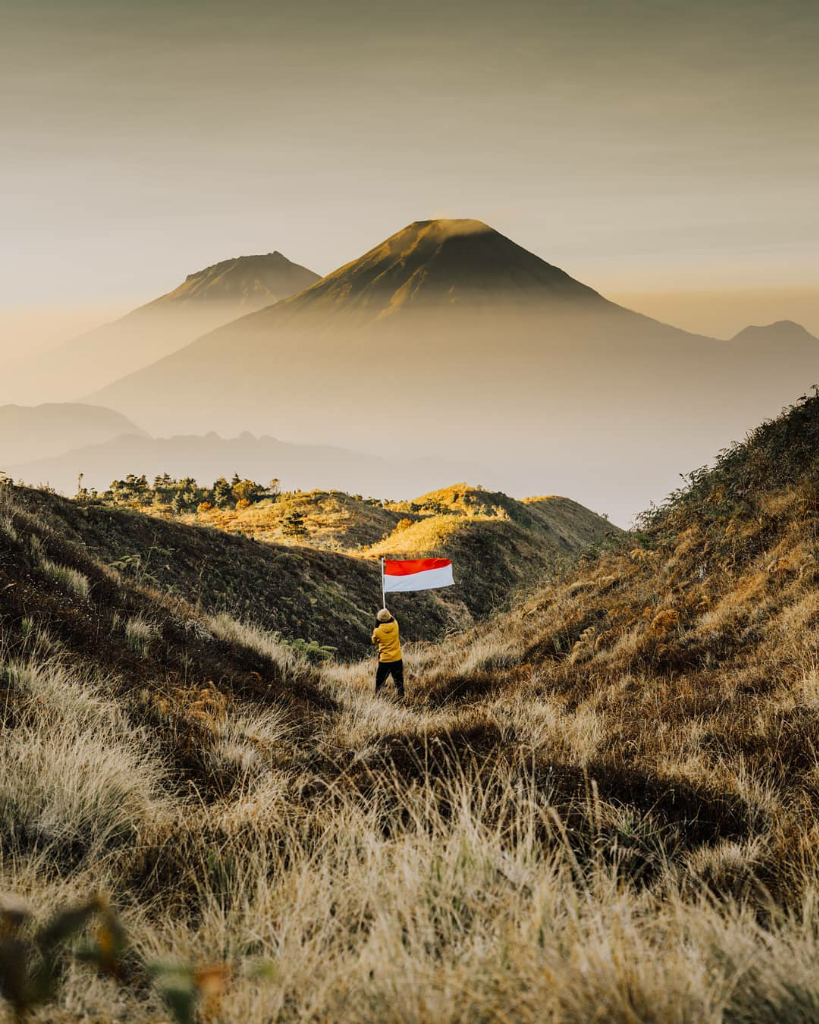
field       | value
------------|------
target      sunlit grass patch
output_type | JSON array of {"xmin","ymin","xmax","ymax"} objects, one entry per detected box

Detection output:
[
  {"xmin": 38, "ymin": 556, "xmax": 91, "ymax": 600},
  {"xmin": 206, "ymin": 611, "xmax": 313, "ymax": 676},
  {"xmin": 125, "ymin": 615, "xmax": 158, "ymax": 656},
  {"xmin": 1, "ymin": 659, "xmax": 169, "ymax": 855}
]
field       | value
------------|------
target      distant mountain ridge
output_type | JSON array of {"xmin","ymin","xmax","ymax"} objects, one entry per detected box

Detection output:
[
  {"xmin": 730, "ymin": 320, "xmax": 818, "ymax": 345},
  {"xmin": 6, "ymin": 216, "xmax": 815, "ymax": 523},
  {"xmin": 1, "ymin": 252, "xmax": 320, "ymax": 405},
  {"xmin": 0, "ymin": 403, "xmax": 145, "ymax": 469},
  {"xmin": 6, "ymin": 429, "xmax": 483, "ymax": 500}
]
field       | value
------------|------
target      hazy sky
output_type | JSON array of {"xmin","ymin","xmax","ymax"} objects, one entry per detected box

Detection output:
[{"xmin": 2, "ymin": 0, "xmax": 818, "ymax": 350}]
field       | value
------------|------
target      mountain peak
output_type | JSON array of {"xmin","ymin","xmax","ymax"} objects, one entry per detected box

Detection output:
[
  {"xmin": 404, "ymin": 218, "xmax": 494, "ymax": 238},
  {"xmin": 183, "ymin": 252, "xmax": 294, "ymax": 283},
  {"xmin": 153, "ymin": 252, "xmax": 320, "ymax": 308},
  {"xmin": 260, "ymin": 217, "xmax": 604, "ymax": 321}
]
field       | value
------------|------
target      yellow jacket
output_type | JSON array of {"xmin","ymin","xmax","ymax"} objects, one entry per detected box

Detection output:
[{"xmin": 371, "ymin": 617, "xmax": 402, "ymax": 662}]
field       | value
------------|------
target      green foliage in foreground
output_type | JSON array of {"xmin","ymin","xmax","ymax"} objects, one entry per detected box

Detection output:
[
  {"xmin": 0, "ymin": 897, "xmax": 123, "ymax": 1020},
  {"xmin": 0, "ymin": 897, "xmax": 273, "ymax": 1023}
]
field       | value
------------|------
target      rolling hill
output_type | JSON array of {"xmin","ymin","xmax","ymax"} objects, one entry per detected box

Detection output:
[
  {"xmin": 88, "ymin": 219, "xmax": 819, "ymax": 522},
  {"xmin": 176, "ymin": 483, "xmax": 612, "ymax": 552},
  {"xmin": 183, "ymin": 482, "xmax": 616, "ymax": 618},
  {"xmin": 2, "ymin": 252, "xmax": 320, "ymax": 405}
]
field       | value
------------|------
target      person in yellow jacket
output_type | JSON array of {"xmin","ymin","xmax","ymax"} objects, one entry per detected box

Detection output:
[{"xmin": 371, "ymin": 608, "xmax": 405, "ymax": 698}]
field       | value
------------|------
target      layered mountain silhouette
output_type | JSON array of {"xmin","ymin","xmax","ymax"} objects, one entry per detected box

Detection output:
[
  {"xmin": 0, "ymin": 403, "xmax": 145, "ymax": 469},
  {"xmin": 3, "ymin": 252, "xmax": 319, "ymax": 405},
  {"xmin": 78, "ymin": 219, "xmax": 819, "ymax": 520},
  {"xmin": 88, "ymin": 219, "xmax": 702, "ymax": 424}
]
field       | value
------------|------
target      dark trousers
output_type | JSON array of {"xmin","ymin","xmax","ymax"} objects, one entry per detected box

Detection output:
[{"xmin": 375, "ymin": 659, "xmax": 405, "ymax": 696}]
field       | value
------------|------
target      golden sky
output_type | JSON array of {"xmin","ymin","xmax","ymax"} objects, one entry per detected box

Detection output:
[{"xmin": 1, "ymin": 0, "xmax": 817, "ymax": 351}]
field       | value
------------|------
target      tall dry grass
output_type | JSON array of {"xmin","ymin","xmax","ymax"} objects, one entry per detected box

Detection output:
[
  {"xmin": 4, "ymin": 672, "xmax": 819, "ymax": 1022},
  {"xmin": 1, "ymin": 658, "xmax": 171, "ymax": 860}
]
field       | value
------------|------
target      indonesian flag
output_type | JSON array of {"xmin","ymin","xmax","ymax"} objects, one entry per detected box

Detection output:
[{"xmin": 383, "ymin": 557, "xmax": 454, "ymax": 593}]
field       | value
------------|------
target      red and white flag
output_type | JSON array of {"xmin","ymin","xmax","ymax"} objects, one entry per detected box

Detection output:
[{"xmin": 383, "ymin": 557, "xmax": 454, "ymax": 593}]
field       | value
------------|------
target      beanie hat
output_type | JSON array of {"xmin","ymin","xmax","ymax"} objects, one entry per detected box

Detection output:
[{"xmin": 377, "ymin": 608, "xmax": 392, "ymax": 622}]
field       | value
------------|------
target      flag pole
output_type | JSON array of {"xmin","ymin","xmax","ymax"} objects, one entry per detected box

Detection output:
[{"xmin": 381, "ymin": 556, "xmax": 386, "ymax": 609}]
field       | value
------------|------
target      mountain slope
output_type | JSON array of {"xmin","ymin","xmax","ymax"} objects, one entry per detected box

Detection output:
[
  {"xmin": 422, "ymin": 388, "xmax": 819, "ymax": 694},
  {"xmin": 230, "ymin": 218, "xmax": 609, "ymax": 318},
  {"xmin": 88, "ymin": 220, "xmax": 819, "ymax": 523},
  {"xmin": 144, "ymin": 252, "xmax": 319, "ymax": 309},
  {"xmin": 0, "ymin": 402, "xmax": 145, "ymax": 469},
  {"xmin": 380, "ymin": 388, "xmax": 819, "ymax": 898},
  {"xmin": 2, "ymin": 252, "xmax": 320, "ymax": 404}
]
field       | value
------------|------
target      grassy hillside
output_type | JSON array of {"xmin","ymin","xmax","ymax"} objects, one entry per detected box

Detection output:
[
  {"xmin": 188, "ymin": 488, "xmax": 407, "ymax": 549},
  {"xmin": 185, "ymin": 484, "xmax": 613, "ymax": 554},
  {"xmin": 371, "ymin": 391, "xmax": 819, "ymax": 899},
  {"xmin": 367, "ymin": 485, "xmax": 614, "ymax": 617},
  {"xmin": 1, "ymin": 394, "xmax": 818, "ymax": 1021},
  {"xmin": 2, "ymin": 487, "xmax": 452, "ymax": 659},
  {"xmin": 178, "ymin": 482, "xmax": 615, "ymax": 620}
]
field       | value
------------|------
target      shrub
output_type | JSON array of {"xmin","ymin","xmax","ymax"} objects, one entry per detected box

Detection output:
[
  {"xmin": 231, "ymin": 479, "xmax": 263, "ymax": 504},
  {"xmin": 281, "ymin": 510, "xmax": 308, "ymax": 537},
  {"xmin": 288, "ymin": 637, "xmax": 337, "ymax": 663},
  {"xmin": 651, "ymin": 609, "xmax": 680, "ymax": 635},
  {"xmin": 212, "ymin": 477, "xmax": 232, "ymax": 507}
]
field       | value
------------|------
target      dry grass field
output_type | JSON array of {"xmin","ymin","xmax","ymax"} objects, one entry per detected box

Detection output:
[{"xmin": 1, "ymin": 393, "xmax": 818, "ymax": 1021}]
